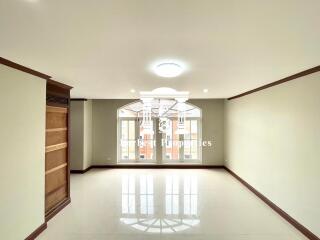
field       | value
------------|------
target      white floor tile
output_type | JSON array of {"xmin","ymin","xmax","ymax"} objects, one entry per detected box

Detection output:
[{"xmin": 37, "ymin": 169, "xmax": 307, "ymax": 240}]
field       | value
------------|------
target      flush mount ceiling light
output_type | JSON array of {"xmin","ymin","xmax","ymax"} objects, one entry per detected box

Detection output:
[{"xmin": 153, "ymin": 62, "xmax": 183, "ymax": 78}]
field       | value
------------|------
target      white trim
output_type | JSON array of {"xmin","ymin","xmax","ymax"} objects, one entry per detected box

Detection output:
[{"xmin": 118, "ymin": 117, "xmax": 157, "ymax": 163}]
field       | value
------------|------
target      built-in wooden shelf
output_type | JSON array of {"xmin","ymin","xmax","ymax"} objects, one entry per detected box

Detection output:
[
  {"xmin": 46, "ymin": 128, "xmax": 67, "ymax": 133},
  {"xmin": 45, "ymin": 183, "xmax": 67, "ymax": 197},
  {"xmin": 45, "ymin": 143, "xmax": 67, "ymax": 153},
  {"xmin": 45, "ymin": 79, "xmax": 72, "ymax": 222},
  {"xmin": 46, "ymin": 106, "xmax": 68, "ymax": 113},
  {"xmin": 45, "ymin": 163, "xmax": 68, "ymax": 175}
]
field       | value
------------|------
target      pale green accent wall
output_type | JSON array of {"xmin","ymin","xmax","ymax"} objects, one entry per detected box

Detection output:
[
  {"xmin": 0, "ymin": 65, "xmax": 46, "ymax": 239},
  {"xmin": 92, "ymin": 99, "xmax": 133, "ymax": 165},
  {"xmin": 225, "ymin": 72, "xmax": 320, "ymax": 237},
  {"xmin": 189, "ymin": 99, "xmax": 224, "ymax": 165},
  {"xmin": 70, "ymin": 100, "xmax": 93, "ymax": 170},
  {"xmin": 91, "ymin": 99, "xmax": 224, "ymax": 165}
]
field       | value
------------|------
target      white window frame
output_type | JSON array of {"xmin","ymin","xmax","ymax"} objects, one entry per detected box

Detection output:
[
  {"xmin": 162, "ymin": 117, "xmax": 202, "ymax": 164},
  {"xmin": 117, "ymin": 117, "xmax": 156, "ymax": 163}
]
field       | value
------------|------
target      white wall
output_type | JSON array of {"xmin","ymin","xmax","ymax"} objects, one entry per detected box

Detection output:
[
  {"xmin": 70, "ymin": 101, "xmax": 84, "ymax": 170},
  {"xmin": 0, "ymin": 65, "xmax": 46, "ymax": 239},
  {"xmin": 225, "ymin": 72, "xmax": 320, "ymax": 237},
  {"xmin": 83, "ymin": 100, "xmax": 93, "ymax": 169},
  {"xmin": 70, "ymin": 100, "xmax": 92, "ymax": 170}
]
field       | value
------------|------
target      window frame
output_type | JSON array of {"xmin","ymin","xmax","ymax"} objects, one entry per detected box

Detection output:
[
  {"xmin": 117, "ymin": 101, "xmax": 202, "ymax": 164},
  {"xmin": 162, "ymin": 117, "xmax": 202, "ymax": 163},
  {"xmin": 117, "ymin": 117, "xmax": 156, "ymax": 163}
]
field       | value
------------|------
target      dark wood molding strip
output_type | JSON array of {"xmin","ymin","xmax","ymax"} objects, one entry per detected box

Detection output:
[
  {"xmin": 0, "ymin": 57, "xmax": 51, "ymax": 80},
  {"xmin": 45, "ymin": 197, "xmax": 71, "ymax": 222},
  {"xmin": 0, "ymin": 57, "xmax": 73, "ymax": 92},
  {"xmin": 224, "ymin": 167, "xmax": 320, "ymax": 240},
  {"xmin": 25, "ymin": 222, "xmax": 47, "ymax": 240},
  {"xmin": 92, "ymin": 164, "xmax": 224, "ymax": 169},
  {"xmin": 70, "ymin": 165, "xmax": 224, "ymax": 173},
  {"xmin": 47, "ymin": 79, "xmax": 72, "ymax": 90},
  {"xmin": 228, "ymin": 65, "xmax": 320, "ymax": 100},
  {"xmin": 71, "ymin": 98, "xmax": 88, "ymax": 101},
  {"xmin": 70, "ymin": 166, "xmax": 92, "ymax": 174}
]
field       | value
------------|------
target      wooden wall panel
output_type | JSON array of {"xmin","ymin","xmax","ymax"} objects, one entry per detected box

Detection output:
[
  {"xmin": 46, "ymin": 129, "xmax": 67, "ymax": 146},
  {"xmin": 45, "ymin": 148, "xmax": 67, "ymax": 171},
  {"xmin": 45, "ymin": 166, "xmax": 67, "ymax": 195},
  {"xmin": 46, "ymin": 112, "xmax": 67, "ymax": 129},
  {"xmin": 45, "ymin": 184, "xmax": 67, "ymax": 212}
]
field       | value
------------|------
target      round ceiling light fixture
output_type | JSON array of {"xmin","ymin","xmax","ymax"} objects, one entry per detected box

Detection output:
[{"xmin": 153, "ymin": 62, "xmax": 183, "ymax": 78}]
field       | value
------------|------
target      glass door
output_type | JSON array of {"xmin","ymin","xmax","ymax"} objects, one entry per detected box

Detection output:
[
  {"xmin": 119, "ymin": 118, "xmax": 156, "ymax": 163},
  {"xmin": 119, "ymin": 119, "xmax": 136, "ymax": 162},
  {"xmin": 162, "ymin": 119, "xmax": 201, "ymax": 163},
  {"xmin": 138, "ymin": 121, "xmax": 156, "ymax": 162}
]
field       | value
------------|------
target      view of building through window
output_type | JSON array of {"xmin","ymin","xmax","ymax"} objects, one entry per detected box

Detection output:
[
  {"xmin": 163, "ymin": 119, "xmax": 199, "ymax": 161},
  {"xmin": 139, "ymin": 124, "xmax": 154, "ymax": 160},
  {"xmin": 118, "ymin": 101, "xmax": 201, "ymax": 163},
  {"xmin": 164, "ymin": 120, "xmax": 180, "ymax": 161}
]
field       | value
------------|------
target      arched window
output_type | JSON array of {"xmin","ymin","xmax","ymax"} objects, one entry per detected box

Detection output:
[{"xmin": 117, "ymin": 100, "xmax": 202, "ymax": 163}]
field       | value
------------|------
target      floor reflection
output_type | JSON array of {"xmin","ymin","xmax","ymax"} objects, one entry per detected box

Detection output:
[{"xmin": 120, "ymin": 173, "xmax": 199, "ymax": 234}]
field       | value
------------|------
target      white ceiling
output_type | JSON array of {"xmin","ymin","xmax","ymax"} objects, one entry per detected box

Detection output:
[{"xmin": 0, "ymin": 0, "xmax": 319, "ymax": 99}]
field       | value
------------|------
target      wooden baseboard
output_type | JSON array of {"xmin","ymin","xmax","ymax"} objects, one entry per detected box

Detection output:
[
  {"xmin": 45, "ymin": 197, "xmax": 71, "ymax": 222},
  {"xmin": 70, "ymin": 167, "xmax": 91, "ymax": 174},
  {"xmin": 91, "ymin": 164, "xmax": 224, "ymax": 169},
  {"xmin": 70, "ymin": 165, "xmax": 224, "ymax": 173},
  {"xmin": 224, "ymin": 167, "xmax": 320, "ymax": 240},
  {"xmin": 25, "ymin": 222, "xmax": 47, "ymax": 240}
]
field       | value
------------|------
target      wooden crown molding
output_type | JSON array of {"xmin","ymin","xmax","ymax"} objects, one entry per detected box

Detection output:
[
  {"xmin": 0, "ymin": 57, "xmax": 72, "ymax": 89},
  {"xmin": 47, "ymin": 79, "xmax": 72, "ymax": 90},
  {"xmin": 228, "ymin": 65, "xmax": 320, "ymax": 100},
  {"xmin": 0, "ymin": 57, "xmax": 51, "ymax": 80}
]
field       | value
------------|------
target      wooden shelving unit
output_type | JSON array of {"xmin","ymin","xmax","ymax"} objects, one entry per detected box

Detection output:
[{"xmin": 45, "ymin": 80, "xmax": 72, "ymax": 221}]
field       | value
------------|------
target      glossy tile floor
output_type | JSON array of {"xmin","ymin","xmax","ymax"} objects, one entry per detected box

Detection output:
[{"xmin": 38, "ymin": 169, "xmax": 307, "ymax": 240}]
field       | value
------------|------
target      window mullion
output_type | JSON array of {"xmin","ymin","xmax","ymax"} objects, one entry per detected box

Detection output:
[{"xmin": 135, "ymin": 119, "xmax": 139, "ymax": 162}]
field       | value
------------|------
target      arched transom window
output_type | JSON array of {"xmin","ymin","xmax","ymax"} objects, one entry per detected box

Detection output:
[{"xmin": 117, "ymin": 100, "xmax": 202, "ymax": 163}]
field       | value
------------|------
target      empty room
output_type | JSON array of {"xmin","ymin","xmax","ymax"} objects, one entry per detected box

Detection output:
[{"xmin": 0, "ymin": 0, "xmax": 319, "ymax": 239}]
